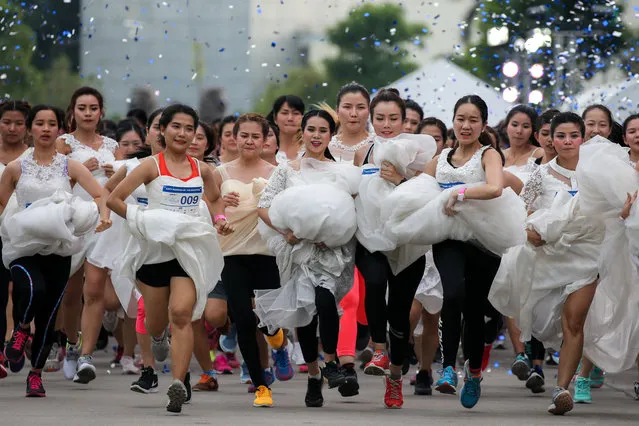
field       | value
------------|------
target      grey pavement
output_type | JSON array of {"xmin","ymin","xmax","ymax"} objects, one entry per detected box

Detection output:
[{"xmin": 1, "ymin": 343, "xmax": 638, "ymax": 426}]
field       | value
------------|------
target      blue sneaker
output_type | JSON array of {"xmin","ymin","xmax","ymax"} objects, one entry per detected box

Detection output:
[
  {"xmin": 240, "ymin": 362, "xmax": 251, "ymax": 384},
  {"xmin": 460, "ymin": 361, "xmax": 482, "ymax": 409},
  {"xmin": 435, "ymin": 366, "xmax": 458, "ymax": 395},
  {"xmin": 219, "ymin": 325, "xmax": 237, "ymax": 353},
  {"xmin": 272, "ymin": 346, "xmax": 294, "ymax": 381},
  {"xmin": 511, "ymin": 353, "xmax": 531, "ymax": 381},
  {"xmin": 247, "ymin": 367, "xmax": 275, "ymax": 393}
]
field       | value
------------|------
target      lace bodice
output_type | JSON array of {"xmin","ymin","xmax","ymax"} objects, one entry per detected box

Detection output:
[
  {"xmin": 329, "ymin": 134, "xmax": 375, "ymax": 164},
  {"xmin": 61, "ymin": 133, "xmax": 118, "ymax": 179},
  {"xmin": 15, "ymin": 152, "xmax": 71, "ymax": 209},
  {"xmin": 436, "ymin": 145, "xmax": 490, "ymax": 185},
  {"xmin": 258, "ymin": 164, "xmax": 302, "ymax": 209},
  {"xmin": 520, "ymin": 158, "xmax": 577, "ymax": 211}
]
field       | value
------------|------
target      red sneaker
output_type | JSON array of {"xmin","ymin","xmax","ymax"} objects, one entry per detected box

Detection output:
[
  {"xmin": 384, "ymin": 376, "xmax": 403, "ymax": 408},
  {"xmin": 213, "ymin": 353, "xmax": 233, "ymax": 375},
  {"xmin": 298, "ymin": 364, "xmax": 308, "ymax": 373},
  {"xmin": 364, "ymin": 350, "xmax": 390, "ymax": 376},
  {"xmin": 481, "ymin": 344, "xmax": 492, "ymax": 371}
]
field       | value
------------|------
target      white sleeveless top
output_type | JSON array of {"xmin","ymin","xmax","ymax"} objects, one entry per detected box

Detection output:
[
  {"xmin": 113, "ymin": 158, "xmax": 148, "ymax": 207},
  {"xmin": 521, "ymin": 158, "xmax": 578, "ymax": 212},
  {"xmin": 15, "ymin": 152, "xmax": 71, "ymax": 209},
  {"xmin": 61, "ymin": 133, "xmax": 118, "ymax": 200},
  {"xmin": 146, "ymin": 152, "xmax": 203, "ymax": 217},
  {"xmin": 436, "ymin": 145, "xmax": 490, "ymax": 187}
]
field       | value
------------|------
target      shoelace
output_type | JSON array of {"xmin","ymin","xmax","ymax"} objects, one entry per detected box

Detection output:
[
  {"xmin": 388, "ymin": 379, "xmax": 401, "ymax": 400},
  {"xmin": 372, "ymin": 352, "xmax": 385, "ymax": 363},
  {"xmin": 464, "ymin": 377, "xmax": 479, "ymax": 397},
  {"xmin": 11, "ymin": 330, "xmax": 28, "ymax": 351},
  {"xmin": 575, "ymin": 379, "xmax": 589, "ymax": 393},
  {"xmin": 28, "ymin": 374, "xmax": 42, "ymax": 389}
]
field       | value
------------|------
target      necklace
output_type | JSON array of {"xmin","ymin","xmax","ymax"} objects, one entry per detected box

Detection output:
[{"xmin": 330, "ymin": 134, "xmax": 374, "ymax": 152}]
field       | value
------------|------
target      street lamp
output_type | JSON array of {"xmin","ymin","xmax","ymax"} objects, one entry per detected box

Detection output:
[
  {"xmin": 502, "ymin": 61, "xmax": 520, "ymax": 78},
  {"xmin": 529, "ymin": 64, "xmax": 544, "ymax": 79},
  {"xmin": 529, "ymin": 90, "xmax": 544, "ymax": 105}
]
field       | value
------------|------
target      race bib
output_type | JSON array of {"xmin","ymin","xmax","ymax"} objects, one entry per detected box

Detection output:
[{"xmin": 161, "ymin": 185, "xmax": 202, "ymax": 215}]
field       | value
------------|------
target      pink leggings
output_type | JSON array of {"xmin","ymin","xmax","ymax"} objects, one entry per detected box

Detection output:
[
  {"xmin": 336, "ymin": 268, "xmax": 367, "ymax": 358},
  {"xmin": 135, "ymin": 296, "xmax": 147, "ymax": 335}
]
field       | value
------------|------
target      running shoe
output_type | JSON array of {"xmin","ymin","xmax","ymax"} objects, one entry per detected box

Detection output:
[
  {"xmin": 74, "ymin": 355, "xmax": 96, "ymax": 384},
  {"xmin": 339, "ymin": 364, "xmax": 359, "ymax": 397},
  {"xmin": 213, "ymin": 353, "xmax": 233, "ymax": 375},
  {"xmin": 63, "ymin": 342, "xmax": 80, "ymax": 380},
  {"xmin": 460, "ymin": 361, "xmax": 482, "ymax": 409},
  {"xmin": 43, "ymin": 343, "xmax": 63, "ymax": 373},
  {"xmin": 574, "ymin": 376, "xmax": 592, "ymax": 404},
  {"xmin": 151, "ymin": 328, "xmax": 170, "ymax": 362},
  {"xmin": 26, "ymin": 371, "xmax": 45, "ymax": 397},
  {"xmin": 166, "ymin": 379, "xmax": 187, "ymax": 413},
  {"xmin": 193, "ymin": 373, "xmax": 219, "ymax": 391},
  {"xmin": 634, "ymin": 381, "xmax": 639, "ymax": 401},
  {"xmin": 272, "ymin": 346, "xmax": 294, "ymax": 381},
  {"xmin": 525, "ymin": 368, "xmax": 546, "ymax": 394},
  {"xmin": 5, "ymin": 326, "xmax": 29, "ymax": 363},
  {"xmin": 240, "ymin": 362, "xmax": 252, "ymax": 384},
  {"xmin": 384, "ymin": 376, "xmax": 403, "ymax": 409},
  {"xmin": 548, "ymin": 386, "xmax": 573, "ymax": 415},
  {"xmin": 253, "ymin": 385, "xmax": 273, "ymax": 407},
  {"xmin": 219, "ymin": 326, "xmax": 237, "ymax": 353},
  {"xmin": 511, "ymin": 353, "xmax": 531, "ymax": 381},
  {"xmin": 184, "ymin": 372, "xmax": 191, "ymax": 403},
  {"xmin": 305, "ymin": 375, "xmax": 324, "ymax": 407},
  {"xmin": 435, "ymin": 366, "xmax": 458, "ymax": 394},
  {"xmin": 121, "ymin": 355, "xmax": 140, "ymax": 375},
  {"xmin": 226, "ymin": 352, "xmax": 240, "ymax": 369},
  {"xmin": 410, "ymin": 373, "xmax": 417, "ymax": 385},
  {"xmin": 590, "ymin": 365, "xmax": 605, "ymax": 388},
  {"xmin": 0, "ymin": 352, "xmax": 6, "ymax": 379},
  {"xmin": 298, "ymin": 364, "xmax": 309, "ymax": 373},
  {"xmin": 364, "ymin": 350, "xmax": 390, "ymax": 376},
  {"xmin": 110, "ymin": 345, "xmax": 124, "ymax": 367},
  {"xmin": 130, "ymin": 366, "xmax": 159, "ymax": 394},
  {"xmin": 414, "ymin": 370, "xmax": 434, "ymax": 396},
  {"xmin": 264, "ymin": 329, "xmax": 284, "ymax": 349},
  {"xmin": 322, "ymin": 361, "xmax": 346, "ymax": 389},
  {"xmin": 102, "ymin": 310, "xmax": 119, "ymax": 333},
  {"xmin": 358, "ymin": 347, "xmax": 373, "ymax": 370},
  {"xmin": 9, "ymin": 356, "xmax": 24, "ymax": 373}
]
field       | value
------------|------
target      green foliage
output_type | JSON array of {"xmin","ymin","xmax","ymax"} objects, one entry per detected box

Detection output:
[{"xmin": 254, "ymin": 3, "xmax": 427, "ymax": 112}]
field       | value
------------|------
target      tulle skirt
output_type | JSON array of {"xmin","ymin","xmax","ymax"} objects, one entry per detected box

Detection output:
[{"xmin": 413, "ymin": 250, "xmax": 443, "ymax": 315}]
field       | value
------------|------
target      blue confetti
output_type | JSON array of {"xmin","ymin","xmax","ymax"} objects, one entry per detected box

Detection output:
[
  {"xmin": 219, "ymin": 48, "xmax": 225, "ymax": 52},
  {"xmin": 364, "ymin": 12, "xmax": 370, "ymax": 17},
  {"xmin": 271, "ymin": 42, "xmax": 276, "ymax": 47}
]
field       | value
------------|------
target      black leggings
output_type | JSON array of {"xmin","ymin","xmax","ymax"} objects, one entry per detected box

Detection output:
[
  {"xmin": 433, "ymin": 240, "xmax": 500, "ymax": 371},
  {"xmin": 0, "ymin": 240, "xmax": 15, "ymax": 352},
  {"xmin": 222, "ymin": 254, "xmax": 280, "ymax": 388},
  {"xmin": 356, "ymin": 244, "xmax": 425, "ymax": 366},
  {"xmin": 526, "ymin": 336, "xmax": 545, "ymax": 362},
  {"xmin": 10, "ymin": 254, "xmax": 71, "ymax": 370},
  {"xmin": 296, "ymin": 286, "xmax": 339, "ymax": 363}
]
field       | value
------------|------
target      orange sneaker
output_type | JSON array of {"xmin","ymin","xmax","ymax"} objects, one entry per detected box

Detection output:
[{"xmin": 192, "ymin": 373, "xmax": 219, "ymax": 391}]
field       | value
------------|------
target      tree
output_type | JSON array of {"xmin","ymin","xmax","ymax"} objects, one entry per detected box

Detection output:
[
  {"xmin": 254, "ymin": 3, "xmax": 427, "ymax": 112},
  {"xmin": 451, "ymin": 0, "xmax": 636, "ymax": 105}
]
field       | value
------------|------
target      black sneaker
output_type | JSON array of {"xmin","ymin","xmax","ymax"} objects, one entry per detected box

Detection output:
[
  {"xmin": 322, "ymin": 361, "xmax": 346, "ymax": 389},
  {"xmin": 305, "ymin": 376, "xmax": 324, "ymax": 407},
  {"xmin": 130, "ymin": 366, "xmax": 159, "ymax": 394},
  {"xmin": 414, "ymin": 370, "xmax": 433, "ymax": 396},
  {"xmin": 26, "ymin": 371, "xmax": 46, "ymax": 397},
  {"xmin": 526, "ymin": 368, "xmax": 545, "ymax": 394},
  {"xmin": 184, "ymin": 372, "xmax": 192, "ymax": 404},
  {"xmin": 338, "ymin": 365, "xmax": 360, "ymax": 397},
  {"xmin": 5, "ymin": 327, "xmax": 29, "ymax": 363}
]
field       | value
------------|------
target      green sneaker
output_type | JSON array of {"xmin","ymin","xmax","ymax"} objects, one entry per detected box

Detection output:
[
  {"xmin": 589, "ymin": 365, "xmax": 605, "ymax": 388},
  {"xmin": 574, "ymin": 376, "xmax": 592, "ymax": 404}
]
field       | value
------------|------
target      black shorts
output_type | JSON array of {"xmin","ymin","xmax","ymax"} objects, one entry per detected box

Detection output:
[
  {"xmin": 208, "ymin": 280, "xmax": 227, "ymax": 301},
  {"xmin": 221, "ymin": 255, "xmax": 280, "ymax": 298},
  {"xmin": 136, "ymin": 259, "xmax": 189, "ymax": 288}
]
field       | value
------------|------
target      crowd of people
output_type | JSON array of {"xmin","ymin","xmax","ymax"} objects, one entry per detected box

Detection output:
[{"xmin": 0, "ymin": 83, "xmax": 638, "ymax": 417}]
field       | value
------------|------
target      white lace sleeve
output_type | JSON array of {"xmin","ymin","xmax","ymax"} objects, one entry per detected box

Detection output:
[
  {"xmin": 102, "ymin": 136, "xmax": 119, "ymax": 153},
  {"xmin": 59, "ymin": 134, "xmax": 77, "ymax": 150},
  {"xmin": 258, "ymin": 165, "xmax": 288, "ymax": 209},
  {"xmin": 520, "ymin": 166, "xmax": 542, "ymax": 211}
]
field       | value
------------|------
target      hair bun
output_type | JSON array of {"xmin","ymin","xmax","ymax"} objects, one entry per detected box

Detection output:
[{"xmin": 379, "ymin": 88, "xmax": 400, "ymax": 96}]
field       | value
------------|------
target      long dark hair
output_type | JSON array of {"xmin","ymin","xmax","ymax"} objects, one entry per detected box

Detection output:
[
  {"xmin": 301, "ymin": 110, "xmax": 336, "ymax": 161},
  {"xmin": 66, "ymin": 86, "xmax": 104, "ymax": 132},
  {"xmin": 116, "ymin": 118, "xmax": 146, "ymax": 143},
  {"xmin": 266, "ymin": 95, "xmax": 305, "ymax": 125},
  {"xmin": 158, "ymin": 104, "xmax": 199, "ymax": 148}
]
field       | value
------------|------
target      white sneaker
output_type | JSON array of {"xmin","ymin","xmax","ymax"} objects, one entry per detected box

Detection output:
[
  {"xmin": 44, "ymin": 343, "xmax": 62, "ymax": 373},
  {"xmin": 121, "ymin": 355, "xmax": 140, "ymax": 375},
  {"xmin": 63, "ymin": 343, "xmax": 80, "ymax": 380},
  {"xmin": 151, "ymin": 328, "xmax": 170, "ymax": 362},
  {"xmin": 102, "ymin": 311, "xmax": 119, "ymax": 333},
  {"xmin": 74, "ymin": 355, "xmax": 97, "ymax": 384}
]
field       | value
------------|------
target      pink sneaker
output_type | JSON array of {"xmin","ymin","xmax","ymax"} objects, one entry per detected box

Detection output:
[
  {"xmin": 213, "ymin": 353, "xmax": 233, "ymax": 375},
  {"xmin": 226, "ymin": 352, "xmax": 240, "ymax": 369}
]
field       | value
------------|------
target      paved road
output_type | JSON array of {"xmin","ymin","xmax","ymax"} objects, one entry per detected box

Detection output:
[{"xmin": 1, "ymin": 343, "xmax": 638, "ymax": 426}]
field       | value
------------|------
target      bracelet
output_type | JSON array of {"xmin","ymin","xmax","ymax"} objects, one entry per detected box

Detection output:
[
  {"xmin": 214, "ymin": 214, "xmax": 227, "ymax": 224},
  {"xmin": 457, "ymin": 187, "xmax": 467, "ymax": 202}
]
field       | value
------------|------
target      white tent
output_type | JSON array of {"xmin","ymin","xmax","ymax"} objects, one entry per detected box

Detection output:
[
  {"xmin": 565, "ymin": 76, "xmax": 639, "ymax": 122},
  {"xmin": 386, "ymin": 59, "xmax": 514, "ymax": 125}
]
